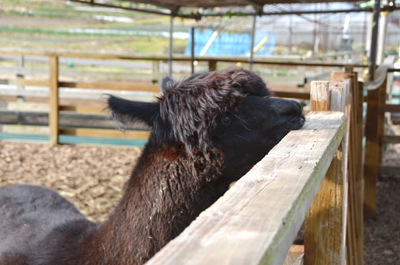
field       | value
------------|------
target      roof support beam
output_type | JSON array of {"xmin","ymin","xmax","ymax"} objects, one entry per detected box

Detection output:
[
  {"xmin": 368, "ymin": 0, "xmax": 381, "ymax": 81},
  {"xmin": 68, "ymin": 0, "xmax": 171, "ymax": 15},
  {"xmin": 67, "ymin": 0, "xmax": 398, "ymax": 20},
  {"xmin": 168, "ymin": 15, "xmax": 174, "ymax": 77},
  {"xmin": 239, "ymin": 0, "xmax": 263, "ymax": 10},
  {"xmin": 179, "ymin": 6, "xmax": 395, "ymax": 19},
  {"xmin": 249, "ymin": 15, "xmax": 256, "ymax": 70},
  {"xmin": 131, "ymin": 0, "xmax": 180, "ymax": 11}
]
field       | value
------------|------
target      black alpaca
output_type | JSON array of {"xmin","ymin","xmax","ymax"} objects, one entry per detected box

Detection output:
[{"xmin": 0, "ymin": 67, "xmax": 305, "ymax": 265}]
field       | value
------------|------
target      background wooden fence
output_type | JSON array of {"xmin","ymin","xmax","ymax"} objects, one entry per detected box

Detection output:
[{"xmin": 0, "ymin": 50, "xmax": 365, "ymax": 145}]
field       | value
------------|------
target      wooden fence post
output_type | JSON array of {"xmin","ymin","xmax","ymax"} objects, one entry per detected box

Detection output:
[
  {"xmin": 49, "ymin": 56, "xmax": 59, "ymax": 145},
  {"xmin": 344, "ymin": 73, "xmax": 364, "ymax": 265},
  {"xmin": 305, "ymin": 80, "xmax": 346, "ymax": 265},
  {"xmin": 208, "ymin": 60, "xmax": 217, "ymax": 71},
  {"xmin": 364, "ymin": 78, "xmax": 386, "ymax": 217}
]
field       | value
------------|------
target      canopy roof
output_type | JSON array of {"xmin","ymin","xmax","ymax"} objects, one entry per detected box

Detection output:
[
  {"xmin": 130, "ymin": 0, "xmax": 361, "ymax": 8},
  {"xmin": 70, "ymin": 0, "xmax": 377, "ymax": 19}
]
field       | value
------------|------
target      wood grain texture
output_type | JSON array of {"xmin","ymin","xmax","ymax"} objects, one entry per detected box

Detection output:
[
  {"xmin": 379, "ymin": 104, "xmax": 400, "ymax": 113},
  {"xmin": 305, "ymin": 75, "xmax": 347, "ymax": 265},
  {"xmin": 6, "ymin": 79, "xmax": 49, "ymax": 87},
  {"xmin": 0, "ymin": 50, "xmax": 365, "ymax": 68},
  {"xmin": 377, "ymin": 81, "xmax": 387, "ymax": 164},
  {"xmin": 379, "ymin": 165, "xmax": 400, "ymax": 174},
  {"xmin": 345, "ymin": 73, "xmax": 364, "ymax": 265},
  {"xmin": 364, "ymin": 79, "xmax": 386, "ymax": 217},
  {"xmin": 59, "ymin": 128, "xmax": 150, "ymax": 140},
  {"xmin": 208, "ymin": 60, "xmax": 217, "ymax": 71},
  {"xmin": 59, "ymin": 105, "xmax": 104, "ymax": 114},
  {"xmin": 284, "ymin": 245, "xmax": 304, "ymax": 265},
  {"xmin": 49, "ymin": 56, "xmax": 59, "ymax": 145},
  {"xmin": 59, "ymin": 81, "xmax": 160, "ymax": 92},
  {"xmin": 146, "ymin": 112, "xmax": 347, "ymax": 265},
  {"xmin": 310, "ymin": 81, "xmax": 330, "ymax": 111}
]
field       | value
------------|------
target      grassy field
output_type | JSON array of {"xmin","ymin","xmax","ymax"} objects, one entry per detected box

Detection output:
[{"xmin": 0, "ymin": 0, "xmax": 192, "ymax": 54}]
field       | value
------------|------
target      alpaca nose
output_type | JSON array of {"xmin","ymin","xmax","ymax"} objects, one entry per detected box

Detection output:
[{"xmin": 278, "ymin": 100, "xmax": 302, "ymax": 116}]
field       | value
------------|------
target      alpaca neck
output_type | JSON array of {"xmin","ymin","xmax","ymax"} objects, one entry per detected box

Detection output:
[{"xmin": 86, "ymin": 142, "xmax": 226, "ymax": 265}]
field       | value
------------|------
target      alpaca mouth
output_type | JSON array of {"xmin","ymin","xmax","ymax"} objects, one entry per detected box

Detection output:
[{"xmin": 287, "ymin": 115, "xmax": 306, "ymax": 131}]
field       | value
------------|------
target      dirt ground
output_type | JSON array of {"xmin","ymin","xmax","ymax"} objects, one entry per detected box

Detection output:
[
  {"xmin": 0, "ymin": 136, "xmax": 399, "ymax": 263},
  {"xmin": 364, "ymin": 125, "xmax": 400, "ymax": 265},
  {"xmin": 0, "ymin": 141, "xmax": 142, "ymax": 222}
]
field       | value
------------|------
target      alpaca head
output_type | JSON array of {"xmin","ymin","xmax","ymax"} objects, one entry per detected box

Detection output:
[{"xmin": 107, "ymin": 67, "xmax": 305, "ymax": 182}]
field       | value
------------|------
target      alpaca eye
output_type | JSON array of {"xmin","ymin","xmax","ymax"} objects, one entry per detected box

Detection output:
[{"xmin": 222, "ymin": 116, "xmax": 231, "ymax": 126}]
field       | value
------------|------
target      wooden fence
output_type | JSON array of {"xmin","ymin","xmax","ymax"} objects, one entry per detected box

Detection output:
[
  {"xmin": 0, "ymin": 50, "xmax": 367, "ymax": 264},
  {"xmin": 363, "ymin": 56, "xmax": 399, "ymax": 217},
  {"xmin": 145, "ymin": 70, "xmax": 364, "ymax": 265},
  {"xmin": 0, "ymin": 50, "xmax": 365, "ymax": 145},
  {"xmin": 147, "ymin": 112, "xmax": 347, "ymax": 265}
]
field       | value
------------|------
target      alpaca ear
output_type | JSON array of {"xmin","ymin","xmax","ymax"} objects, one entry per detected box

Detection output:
[
  {"xmin": 107, "ymin": 95, "xmax": 159, "ymax": 127},
  {"xmin": 160, "ymin": 76, "xmax": 177, "ymax": 94}
]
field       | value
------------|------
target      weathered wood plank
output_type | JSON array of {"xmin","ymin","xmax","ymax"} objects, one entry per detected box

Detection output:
[
  {"xmin": 49, "ymin": 56, "xmax": 59, "ymax": 145},
  {"xmin": 305, "ymin": 77, "xmax": 347, "ymax": 265},
  {"xmin": 379, "ymin": 165, "xmax": 400, "ymax": 175},
  {"xmin": 5, "ymin": 79, "xmax": 49, "ymax": 87},
  {"xmin": 382, "ymin": 135, "xmax": 400, "ymax": 143},
  {"xmin": 329, "ymin": 73, "xmax": 358, "ymax": 265},
  {"xmin": 146, "ymin": 112, "xmax": 347, "ymax": 265},
  {"xmin": 377, "ymin": 80, "xmax": 387, "ymax": 165},
  {"xmin": 272, "ymin": 91, "xmax": 310, "ymax": 100},
  {"xmin": 59, "ymin": 81, "xmax": 160, "ymax": 92},
  {"xmin": 345, "ymin": 73, "xmax": 364, "ymax": 265},
  {"xmin": 380, "ymin": 104, "xmax": 400, "ymax": 113},
  {"xmin": 59, "ymin": 105, "xmax": 104, "ymax": 114},
  {"xmin": 284, "ymin": 245, "xmax": 304, "ymax": 265},
  {"xmin": 208, "ymin": 60, "xmax": 217, "ymax": 71},
  {"xmin": 364, "ymin": 85, "xmax": 382, "ymax": 217},
  {"xmin": 0, "ymin": 50, "xmax": 365, "ymax": 67},
  {"xmin": 310, "ymin": 81, "xmax": 330, "ymax": 111},
  {"xmin": 59, "ymin": 128, "xmax": 150, "ymax": 140},
  {"xmin": 305, "ymin": 142, "xmax": 345, "ymax": 265}
]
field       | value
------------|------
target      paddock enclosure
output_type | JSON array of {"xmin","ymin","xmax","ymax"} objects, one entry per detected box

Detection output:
[{"xmin": 0, "ymin": 48, "xmax": 378, "ymax": 264}]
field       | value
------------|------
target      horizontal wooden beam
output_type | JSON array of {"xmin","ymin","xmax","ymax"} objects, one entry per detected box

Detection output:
[
  {"xmin": 59, "ymin": 128, "xmax": 150, "ymax": 140},
  {"xmin": 147, "ymin": 112, "xmax": 347, "ymax": 265},
  {"xmin": 379, "ymin": 165, "xmax": 400, "ymax": 175},
  {"xmin": 382, "ymin": 135, "xmax": 400, "ymax": 143},
  {"xmin": 0, "ymin": 50, "xmax": 366, "ymax": 68},
  {"xmin": 59, "ymin": 81, "xmax": 160, "ymax": 92},
  {"xmin": 380, "ymin": 104, "xmax": 400, "ymax": 113},
  {"xmin": 4, "ymin": 79, "xmax": 49, "ymax": 87},
  {"xmin": 273, "ymin": 91, "xmax": 310, "ymax": 100},
  {"xmin": 59, "ymin": 105, "xmax": 104, "ymax": 114}
]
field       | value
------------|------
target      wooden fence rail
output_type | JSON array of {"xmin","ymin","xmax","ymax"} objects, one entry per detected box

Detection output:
[
  {"xmin": 0, "ymin": 50, "xmax": 325, "ymax": 145},
  {"xmin": 146, "ymin": 112, "xmax": 347, "ymax": 265},
  {"xmin": 146, "ymin": 69, "xmax": 365, "ymax": 265},
  {"xmin": 310, "ymin": 69, "xmax": 364, "ymax": 265}
]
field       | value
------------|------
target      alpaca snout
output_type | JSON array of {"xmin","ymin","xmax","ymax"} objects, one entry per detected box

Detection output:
[{"xmin": 277, "ymin": 100, "xmax": 303, "ymax": 117}]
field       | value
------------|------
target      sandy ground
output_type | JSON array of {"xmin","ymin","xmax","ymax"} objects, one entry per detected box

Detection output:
[{"xmin": 0, "ymin": 135, "xmax": 399, "ymax": 263}]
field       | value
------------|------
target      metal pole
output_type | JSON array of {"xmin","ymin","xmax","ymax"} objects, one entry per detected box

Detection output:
[
  {"xmin": 249, "ymin": 15, "xmax": 256, "ymax": 70},
  {"xmin": 287, "ymin": 12, "xmax": 292, "ymax": 55},
  {"xmin": 377, "ymin": 0, "xmax": 389, "ymax": 64},
  {"xmin": 168, "ymin": 15, "xmax": 173, "ymax": 77},
  {"xmin": 16, "ymin": 55, "xmax": 25, "ymax": 101},
  {"xmin": 191, "ymin": 27, "xmax": 195, "ymax": 74},
  {"xmin": 368, "ymin": 0, "xmax": 381, "ymax": 81}
]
